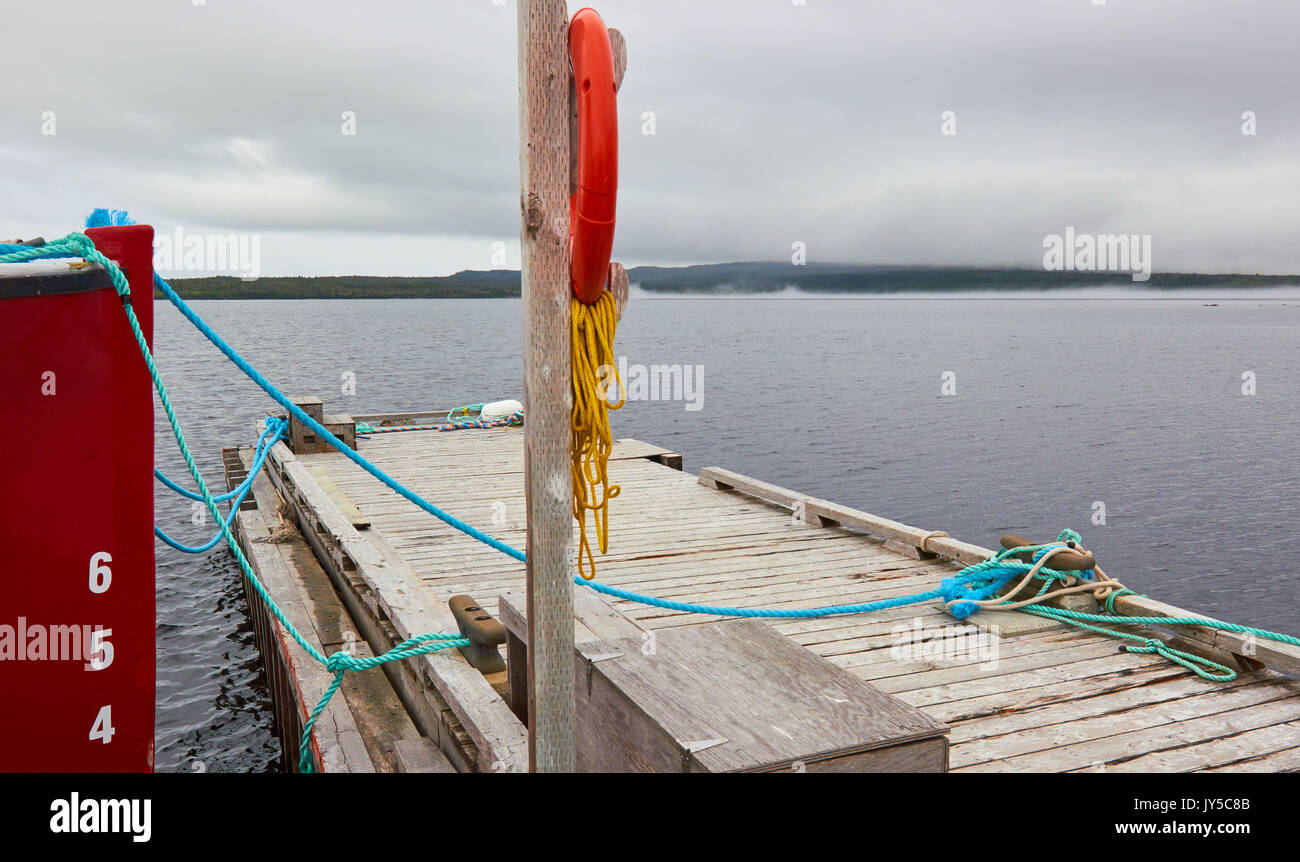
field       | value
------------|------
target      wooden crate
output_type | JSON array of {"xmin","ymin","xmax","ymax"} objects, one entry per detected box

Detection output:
[
  {"xmin": 499, "ymin": 591, "xmax": 948, "ymax": 772},
  {"xmin": 287, "ymin": 396, "xmax": 356, "ymax": 454},
  {"xmin": 575, "ymin": 620, "xmax": 948, "ymax": 772}
]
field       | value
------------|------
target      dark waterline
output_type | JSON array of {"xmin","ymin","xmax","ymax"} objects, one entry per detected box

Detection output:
[{"xmin": 151, "ymin": 295, "xmax": 1300, "ymax": 772}]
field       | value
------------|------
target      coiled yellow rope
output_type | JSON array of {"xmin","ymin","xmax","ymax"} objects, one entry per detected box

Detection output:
[{"xmin": 571, "ymin": 290, "xmax": 624, "ymax": 579}]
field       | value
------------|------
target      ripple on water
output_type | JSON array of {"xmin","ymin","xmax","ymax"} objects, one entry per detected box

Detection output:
[{"xmin": 150, "ymin": 297, "xmax": 1300, "ymax": 771}]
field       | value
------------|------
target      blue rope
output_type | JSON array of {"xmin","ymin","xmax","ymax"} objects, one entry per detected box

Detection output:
[
  {"xmin": 149, "ymin": 271, "xmax": 530, "ymax": 564},
  {"xmin": 584, "ymin": 582, "xmax": 943, "ymax": 618},
  {"xmin": 0, "ymin": 231, "xmax": 467, "ymax": 772},
  {"xmin": 0, "ymin": 242, "xmax": 76, "ymax": 258},
  {"xmin": 151, "ymin": 270, "xmax": 950, "ymax": 615},
  {"xmin": 10, "ymin": 225, "xmax": 1299, "ymax": 660},
  {"xmin": 98, "ymin": 270, "xmax": 1141, "ymax": 619},
  {"xmin": 155, "ymin": 416, "xmax": 283, "ymax": 503},
  {"xmin": 154, "ymin": 418, "xmax": 287, "ymax": 553},
  {"xmin": 86, "ymin": 208, "xmax": 136, "ymax": 228},
  {"xmin": 150, "ymin": 267, "xmax": 969, "ymax": 617}
]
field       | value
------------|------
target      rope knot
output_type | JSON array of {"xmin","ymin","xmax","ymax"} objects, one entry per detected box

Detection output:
[
  {"xmin": 57, "ymin": 231, "xmax": 131, "ymax": 299},
  {"xmin": 61, "ymin": 232, "xmax": 94, "ymax": 255},
  {"xmin": 1057, "ymin": 528, "xmax": 1083, "ymax": 545},
  {"xmin": 1127, "ymin": 637, "xmax": 1165, "ymax": 653},
  {"xmin": 325, "ymin": 651, "xmax": 354, "ymax": 673}
]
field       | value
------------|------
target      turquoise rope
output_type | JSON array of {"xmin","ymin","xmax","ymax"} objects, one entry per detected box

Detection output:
[
  {"xmin": 147, "ymin": 270, "xmax": 953, "ymax": 618},
  {"xmin": 1, "ymin": 234, "xmax": 468, "ymax": 772},
  {"xmin": 76, "ymin": 228, "xmax": 1300, "ymax": 637},
  {"xmin": 447, "ymin": 403, "xmax": 485, "ymax": 422},
  {"xmin": 436, "ymin": 412, "xmax": 524, "ymax": 431},
  {"xmin": 1019, "ymin": 605, "xmax": 1237, "ymax": 681},
  {"xmin": 149, "ymin": 267, "xmax": 530, "ymax": 564},
  {"xmin": 943, "ymin": 528, "xmax": 1300, "ymax": 681},
  {"xmin": 154, "ymin": 418, "xmax": 286, "ymax": 553},
  {"xmin": 355, "ymin": 416, "xmax": 525, "ymax": 436},
  {"xmin": 583, "ymin": 583, "xmax": 944, "ymax": 618},
  {"xmin": 154, "ymin": 414, "xmax": 281, "ymax": 502},
  {"xmin": 7, "ymin": 229, "xmax": 1299, "ymax": 704},
  {"xmin": 1021, "ymin": 604, "xmax": 1300, "ymax": 647}
]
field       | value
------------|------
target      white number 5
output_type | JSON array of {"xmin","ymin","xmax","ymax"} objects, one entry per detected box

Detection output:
[{"xmin": 87, "ymin": 628, "xmax": 114, "ymax": 671}]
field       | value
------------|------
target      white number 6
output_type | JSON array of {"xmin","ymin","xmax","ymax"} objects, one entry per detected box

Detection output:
[{"xmin": 89, "ymin": 552, "xmax": 112, "ymax": 594}]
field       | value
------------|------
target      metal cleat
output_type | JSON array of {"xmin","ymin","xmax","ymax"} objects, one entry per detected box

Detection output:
[{"xmin": 448, "ymin": 595, "xmax": 508, "ymax": 674}]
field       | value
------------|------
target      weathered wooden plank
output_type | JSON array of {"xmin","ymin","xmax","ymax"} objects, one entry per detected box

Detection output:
[
  {"xmin": 263, "ymin": 482, "xmax": 475, "ymax": 773},
  {"xmin": 1201, "ymin": 743, "xmax": 1300, "ymax": 773},
  {"xmin": 872, "ymin": 639, "xmax": 1138, "ymax": 696},
  {"xmin": 396, "ymin": 532, "xmax": 933, "ymax": 588},
  {"xmin": 350, "ymin": 409, "xmax": 456, "ymax": 425},
  {"xmin": 295, "ymin": 416, "xmax": 1300, "ymax": 772},
  {"xmin": 916, "ymin": 664, "xmax": 1191, "ymax": 725},
  {"xmin": 697, "ymin": 467, "xmax": 1300, "ymax": 676},
  {"xmin": 954, "ymin": 680, "xmax": 1291, "ymax": 767},
  {"xmin": 268, "ymin": 443, "xmax": 529, "ymax": 772},
  {"xmin": 957, "ymin": 699, "xmax": 1300, "ymax": 772},
  {"xmin": 1082, "ymin": 720, "xmax": 1300, "ymax": 773},
  {"xmin": 409, "ymin": 551, "xmax": 940, "ymax": 617},
  {"xmin": 307, "ymin": 463, "xmax": 370, "ymax": 529},
  {"xmin": 499, "ymin": 586, "xmax": 649, "ymax": 746},
  {"xmin": 944, "ymin": 668, "xmax": 1263, "ymax": 744},
  {"xmin": 836, "ymin": 631, "xmax": 1095, "ymax": 681},
  {"xmin": 499, "ymin": 587, "xmax": 648, "ymax": 646},
  {"xmin": 393, "ymin": 737, "xmax": 458, "ymax": 773},
  {"xmin": 232, "ymin": 455, "xmax": 375, "ymax": 773},
  {"xmin": 698, "ymin": 466, "xmax": 985, "ymax": 563},
  {"xmin": 888, "ymin": 651, "xmax": 1170, "ymax": 709},
  {"xmin": 576, "ymin": 621, "xmax": 948, "ymax": 772},
  {"xmin": 1109, "ymin": 593, "xmax": 1300, "ymax": 677},
  {"xmin": 241, "ymin": 447, "xmax": 444, "ymax": 773}
]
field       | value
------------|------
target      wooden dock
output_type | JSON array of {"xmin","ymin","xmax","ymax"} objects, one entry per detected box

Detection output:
[{"xmin": 224, "ymin": 409, "xmax": 1300, "ymax": 773}]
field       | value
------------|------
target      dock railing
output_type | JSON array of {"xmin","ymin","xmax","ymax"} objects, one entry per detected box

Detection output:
[{"xmin": 697, "ymin": 467, "xmax": 1300, "ymax": 678}]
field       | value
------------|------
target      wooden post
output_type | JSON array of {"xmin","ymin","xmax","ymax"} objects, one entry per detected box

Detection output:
[
  {"xmin": 518, "ymin": 0, "xmax": 576, "ymax": 773},
  {"xmin": 288, "ymin": 396, "xmax": 325, "ymax": 454}
]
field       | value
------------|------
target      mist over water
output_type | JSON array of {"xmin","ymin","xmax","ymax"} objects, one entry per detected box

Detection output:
[
  {"xmin": 628, "ymin": 283, "xmax": 1300, "ymax": 301},
  {"xmin": 151, "ymin": 294, "xmax": 1300, "ymax": 771}
]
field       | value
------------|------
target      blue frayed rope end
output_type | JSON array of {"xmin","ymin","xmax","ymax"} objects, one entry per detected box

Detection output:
[{"xmin": 86, "ymin": 208, "xmax": 135, "ymax": 228}]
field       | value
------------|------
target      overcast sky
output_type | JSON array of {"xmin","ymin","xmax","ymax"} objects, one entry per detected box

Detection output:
[{"xmin": 3, "ymin": 0, "xmax": 1298, "ymax": 276}]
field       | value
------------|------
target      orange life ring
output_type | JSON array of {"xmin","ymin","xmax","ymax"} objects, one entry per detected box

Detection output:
[{"xmin": 568, "ymin": 7, "xmax": 618, "ymax": 306}]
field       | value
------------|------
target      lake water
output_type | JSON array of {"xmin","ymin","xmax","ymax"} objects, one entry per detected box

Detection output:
[{"xmin": 151, "ymin": 292, "xmax": 1300, "ymax": 772}]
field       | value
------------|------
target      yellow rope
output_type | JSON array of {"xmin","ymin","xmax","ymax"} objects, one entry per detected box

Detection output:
[{"xmin": 570, "ymin": 290, "xmax": 624, "ymax": 579}]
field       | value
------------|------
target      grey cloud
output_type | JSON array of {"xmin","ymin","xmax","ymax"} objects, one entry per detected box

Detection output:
[{"xmin": 3, "ymin": 0, "xmax": 1298, "ymax": 275}]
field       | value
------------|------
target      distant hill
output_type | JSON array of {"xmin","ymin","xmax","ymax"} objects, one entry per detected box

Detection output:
[
  {"xmin": 163, "ymin": 262, "xmax": 1300, "ymax": 299},
  {"xmin": 163, "ymin": 271, "xmax": 522, "ymax": 299}
]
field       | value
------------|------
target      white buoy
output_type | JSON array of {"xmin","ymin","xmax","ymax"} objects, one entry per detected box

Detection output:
[{"xmin": 480, "ymin": 399, "xmax": 524, "ymax": 422}]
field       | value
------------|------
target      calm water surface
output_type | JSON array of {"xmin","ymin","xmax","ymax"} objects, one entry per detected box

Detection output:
[{"xmin": 151, "ymin": 294, "xmax": 1300, "ymax": 772}]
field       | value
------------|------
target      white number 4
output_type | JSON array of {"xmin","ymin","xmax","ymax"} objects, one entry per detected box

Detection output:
[{"xmin": 90, "ymin": 705, "xmax": 115, "ymax": 744}]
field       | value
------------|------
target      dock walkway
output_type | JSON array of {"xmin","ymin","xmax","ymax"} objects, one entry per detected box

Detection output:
[{"xmin": 236, "ymin": 418, "xmax": 1300, "ymax": 773}]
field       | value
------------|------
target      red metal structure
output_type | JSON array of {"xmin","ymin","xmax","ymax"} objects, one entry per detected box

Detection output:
[
  {"xmin": 0, "ymin": 225, "xmax": 156, "ymax": 771},
  {"xmin": 568, "ymin": 6, "xmax": 619, "ymax": 305}
]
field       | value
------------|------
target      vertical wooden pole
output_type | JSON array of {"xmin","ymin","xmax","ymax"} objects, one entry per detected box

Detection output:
[{"xmin": 517, "ymin": 0, "xmax": 576, "ymax": 773}]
